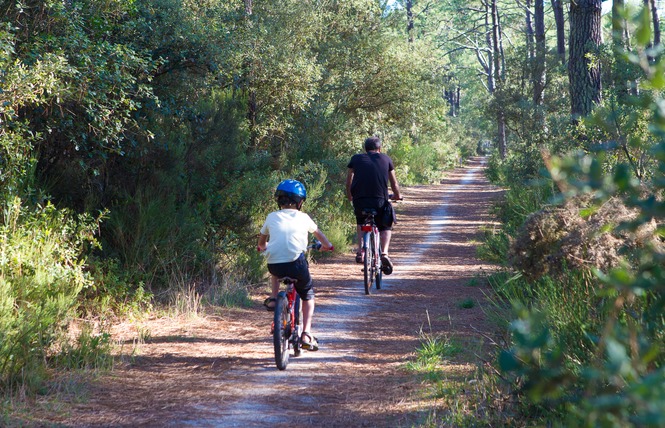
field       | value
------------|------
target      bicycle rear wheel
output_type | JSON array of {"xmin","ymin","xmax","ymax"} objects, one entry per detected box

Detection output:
[
  {"xmin": 273, "ymin": 292, "xmax": 290, "ymax": 370},
  {"xmin": 373, "ymin": 233, "xmax": 383, "ymax": 290},
  {"xmin": 363, "ymin": 232, "xmax": 372, "ymax": 295}
]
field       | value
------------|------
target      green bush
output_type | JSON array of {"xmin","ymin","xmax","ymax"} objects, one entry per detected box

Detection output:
[
  {"xmin": 0, "ymin": 198, "xmax": 99, "ymax": 392},
  {"xmin": 492, "ymin": 10, "xmax": 665, "ymax": 426}
]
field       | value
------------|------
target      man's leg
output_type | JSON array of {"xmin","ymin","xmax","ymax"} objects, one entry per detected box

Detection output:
[
  {"xmin": 380, "ymin": 230, "xmax": 394, "ymax": 275},
  {"xmin": 380, "ymin": 230, "xmax": 392, "ymax": 255}
]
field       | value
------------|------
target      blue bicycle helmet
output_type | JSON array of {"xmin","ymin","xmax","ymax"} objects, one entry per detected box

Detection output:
[{"xmin": 275, "ymin": 179, "xmax": 307, "ymax": 205}]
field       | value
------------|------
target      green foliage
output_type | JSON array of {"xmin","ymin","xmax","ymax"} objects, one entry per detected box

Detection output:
[
  {"xmin": 476, "ymin": 180, "xmax": 556, "ymax": 264},
  {"xmin": 457, "ymin": 298, "xmax": 476, "ymax": 309},
  {"xmin": 489, "ymin": 7, "xmax": 665, "ymax": 426},
  {"xmin": 406, "ymin": 333, "xmax": 462, "ymax": 378},
  {"xmin": 0, "ymin": 198, "xmax": 99, "ymax": 392},
  {"xmin": 53, "ymin": 325, "xmax": 113, "ymax": 371}
]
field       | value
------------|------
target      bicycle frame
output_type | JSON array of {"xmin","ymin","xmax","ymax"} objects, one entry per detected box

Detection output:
[{"xmin": 360, "ymin": 210, "xmax": 382, "ymax": 295}]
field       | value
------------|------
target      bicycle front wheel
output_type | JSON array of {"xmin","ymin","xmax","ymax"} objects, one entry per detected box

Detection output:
[
  {"xmin": 363, "ymin": 232, "xmax": 372, "ymax": 295},
  {"xmin": 273, "ymin": 292, "xmax": 290, "ymax": 370}
]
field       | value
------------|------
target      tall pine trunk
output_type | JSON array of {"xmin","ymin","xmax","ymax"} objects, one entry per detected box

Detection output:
[
  {"xmin": 551, "ymin": 0, "xmax": 566, "ymax": 64},
  {"xmin": 491, "ymin": 0, "xmax": 506, "ymax": 158},
  {"xmin": 407, "ymin": 0, "xmax": 414, "ymax": 43},
  {"xmin": 533, "ymin": 0, "xmax": 546, "ymax": 111},
  {"xmin": 651, "ymin": 0, "xmax": 661, "ymax": 47},
  {"xmin": 244, "ymin": 0, "xmax": 258, "ymax": 147},
  {"xmin": 568, "ymin": 0, "xmax": 602, "ymax": 121}
]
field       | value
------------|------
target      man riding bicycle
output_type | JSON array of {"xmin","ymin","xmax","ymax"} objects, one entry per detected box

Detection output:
[
  {"xmin": 345, "ymin": 136, "xmax": 402, "ymax": 274},
  {"xmin": 258, "ymin": 179, "xmax": 333, "ymax": 351}
]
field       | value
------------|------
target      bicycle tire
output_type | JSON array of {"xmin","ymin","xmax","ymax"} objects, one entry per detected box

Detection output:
[
  {"xmin": 273, "ymin": 292, "xmax": 290, "ymax": 370},
  {"xmin": 375, "ymin": 231, "xmax": 382, "ymax": 289},
  {"xmin": 376, "ymin": 265, "xmax": 382, "ymax": 289},
  {"xmin": 363, "ymin": 232, "xmax": 372, "ymax": 295},
  {"xmin": 293, "ymin": 295, "xmax": 302, "ymax": 357}
]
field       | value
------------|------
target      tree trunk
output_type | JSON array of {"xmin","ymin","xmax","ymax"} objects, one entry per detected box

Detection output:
[
  {"xmin": 533, "ymin": 0, "xmax": 546, "ymax": 110},
  {"xmin": 650, "ymin": 0, "xmax": 661, "ymax": 47},
  {"xmin": 551, "ymin": 0, "xmax": 566, "ymax": 64},
  {"xmin": 644, "ymin": 0, "xmax": 654, "ymax": 61},
  {"xmin": 407, "ymin": 0, "xmax": 414, "ymax": 43},
  {"xmin": 568, "ymin": 0, "xmax": 602, "ymax": 121},
  {"xmin": 244, "ymin": 0, "xmax": 258, "ymax": 147},
  {"xmin": 612, "ymin": 0, "xmax": 627, "ymax": 50},
  {"xmin": 455, "ymin": 86, "xmax": 461, "ymax": 113},
  {"xmin": 612, "ymin": 0, "xmax": 630, "ymax": 99},
  {"xmin": 491, "ymin": 0, "xmax": 506, "ymax": 158},
  {"xmin": 525, "ymin": 0, "xmax": 535, "ymax": 60},
  {"xmin": 484, "ymin": 0, "xmax": 495, "ymax": 93}
]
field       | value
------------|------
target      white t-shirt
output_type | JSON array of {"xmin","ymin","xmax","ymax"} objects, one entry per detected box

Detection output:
[{"xmin": 260, "ymin": 209, "xmax": 318, "ymax": 264}]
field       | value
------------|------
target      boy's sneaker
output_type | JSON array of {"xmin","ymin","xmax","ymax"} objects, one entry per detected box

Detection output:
[
  {"xmin": 381, "ymin": 254, "xmax": 393, "ymax": 275},
  {"xmin": 301, "ymin": 332, "xmax": 319, "ymax": 351}
]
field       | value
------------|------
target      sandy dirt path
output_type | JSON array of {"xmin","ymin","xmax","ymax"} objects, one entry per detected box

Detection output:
[{"xmin": 25, "ymin": 157, "xmax": 503, "ymax": 427}]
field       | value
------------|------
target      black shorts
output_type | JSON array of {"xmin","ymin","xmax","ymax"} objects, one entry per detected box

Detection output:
[
  {"xmin": 267, "ymin": 253, "xmax": 314, "ymax": 301},
  {"xmin": 353, "ymin": 198, "xmax": 393, "ymax": 232}
]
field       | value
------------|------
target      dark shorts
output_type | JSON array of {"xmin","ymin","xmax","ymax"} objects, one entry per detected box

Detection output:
[
  {"xmin": 267, "ymin": 253, "xmax": 314, "ymax": 301},
  {"xmin": 353, "ymin": 198, "xmax": 393, "ymax": 232}
]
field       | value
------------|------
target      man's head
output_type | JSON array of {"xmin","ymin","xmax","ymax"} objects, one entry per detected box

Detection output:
[
  {"xmin": 364, "ymin": 136, "xmax": 382, "ymax": 152},
  {"xmin": 275, "ymin": 179, "xmax": 307, "ymax": 210}
]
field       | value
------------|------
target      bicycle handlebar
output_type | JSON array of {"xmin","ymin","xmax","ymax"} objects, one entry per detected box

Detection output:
[{"xmin": 308, "ymin": 239, "xmax": 334, "ymax": 252}]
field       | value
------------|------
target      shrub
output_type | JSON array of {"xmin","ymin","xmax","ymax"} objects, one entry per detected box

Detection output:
[{"xmin": 0, "ymin": 198, "xmax": 100, "ymax": 392}]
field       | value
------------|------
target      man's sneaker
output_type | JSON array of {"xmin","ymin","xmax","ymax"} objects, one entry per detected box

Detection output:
[
  {"xmin": 381, "ymin": 254, "xmax": 393, "ymax": 275},
  {"xmin": 355, "ymin": 251, "xmax": 364, "ymax": 264}
]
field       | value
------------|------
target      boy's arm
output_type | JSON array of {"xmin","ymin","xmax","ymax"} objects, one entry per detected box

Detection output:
[
  {"xmin": 313, "ymin": 229, "xmax": 333, "ymax": 251},
  {"xmin": 257, "ymin": 233, "xmax": 268, "ymax": 252}
]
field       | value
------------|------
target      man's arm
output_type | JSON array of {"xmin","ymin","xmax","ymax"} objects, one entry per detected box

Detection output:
[
  {"xmin": 345, "ymin": 168, "xmax": 354, "ymax": 201},
  {"xmin": 388, "ymin": 170, "xmax": 402, "ymax": 200}
]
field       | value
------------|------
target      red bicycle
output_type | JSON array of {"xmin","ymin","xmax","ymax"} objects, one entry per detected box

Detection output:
[
  {"xmin": 359, "ymin": 208, "xmax": 382, "ymax": 295},
  {"xmin": 272, "ymin": 275, "xmax": 302, "ymax": 370},
  {"xmin": 359, "ymin": 197, "xmax": 401, "ymax": 295},
  {"xmin": 271, "ymin": 241, "xmax": 326, "ymax": 370}
]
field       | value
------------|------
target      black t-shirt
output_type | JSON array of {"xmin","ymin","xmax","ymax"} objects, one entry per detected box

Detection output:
[{"xmin": 347, "ymin": 152, "xmax": 394, "ymax": 201}]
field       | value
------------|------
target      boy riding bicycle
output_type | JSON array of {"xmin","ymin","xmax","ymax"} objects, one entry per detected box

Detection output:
[{"xmin": 258, "ymin": 179, "xmax": 333, "ymax": 351}]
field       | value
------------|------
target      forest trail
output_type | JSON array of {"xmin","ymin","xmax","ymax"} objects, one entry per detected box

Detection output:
[{"xmin": 28, "ymin": 157, "xmax": 504, "ymax": 427}]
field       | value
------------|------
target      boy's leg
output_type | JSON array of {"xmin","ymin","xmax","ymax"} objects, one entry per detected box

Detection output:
[
  {"xmin": 270, "ymin": 275, "xmax": 280, "ymax": 298},
  {"xmin": 302, "ymin": 297, "xmax": 315, "ymax": 334},
  {"xmin": 263, "ymin": 274, "xmax": 280, "ymax": 310}
]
